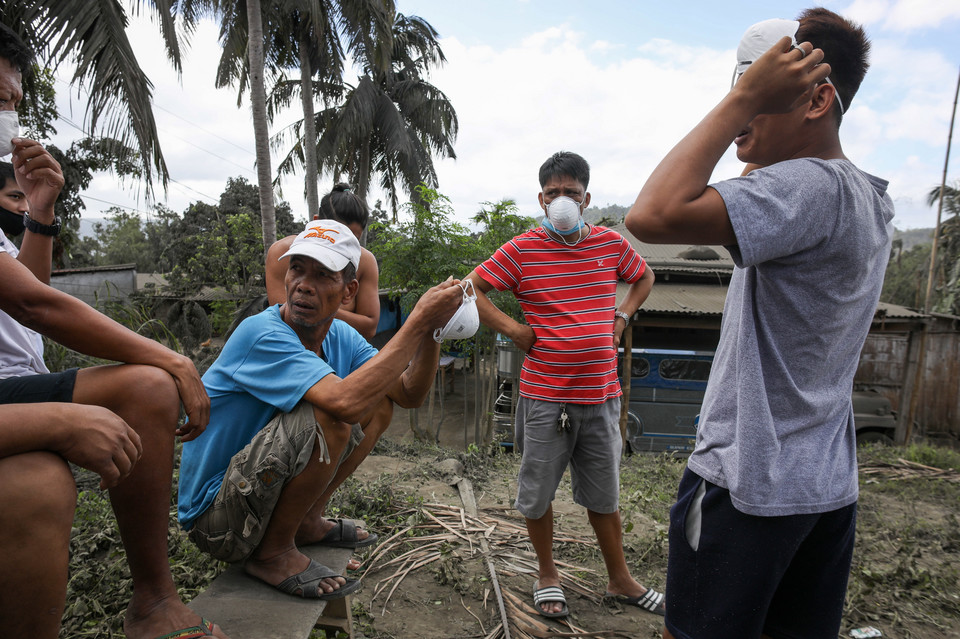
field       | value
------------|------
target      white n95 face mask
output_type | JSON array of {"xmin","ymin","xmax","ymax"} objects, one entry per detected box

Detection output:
[
  {"xmin": 545, "ymin": 195, "xmax": 583, "ymax": 233},
  {"xmin": 0, "ymin": 111, "xmax": 19, "ymax": 157},
  {"xmin": 434, "ymin": 279, "xmax": 480, "ymax": 343}
]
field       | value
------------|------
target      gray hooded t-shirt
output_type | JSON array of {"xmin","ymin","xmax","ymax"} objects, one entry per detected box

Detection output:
[{"xmin": 688, "ymin": 158, "xmax": 894, "ymax": 517}]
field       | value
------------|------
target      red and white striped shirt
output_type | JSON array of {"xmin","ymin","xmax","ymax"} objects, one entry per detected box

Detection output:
[{"xmin": 477, "ymin": 225, "xmax": 646, "ymax": 404}]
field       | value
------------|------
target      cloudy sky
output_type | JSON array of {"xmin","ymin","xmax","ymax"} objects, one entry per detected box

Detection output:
[{"xmin": 49, "ymin": 0, "xmax": 960, "ymax": 231}]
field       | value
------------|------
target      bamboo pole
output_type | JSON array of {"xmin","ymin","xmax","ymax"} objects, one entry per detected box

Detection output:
[
  {"xmin": 924, "ymin": 65, "xmax": 960, "ymax": 313},
  {"xmin": 911, "ymin": 65, "xmax": 959, "ymax": 442}
]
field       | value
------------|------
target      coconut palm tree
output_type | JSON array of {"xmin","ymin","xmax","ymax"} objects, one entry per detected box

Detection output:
[
  {"xmin": 926, "ymin": 182, "xmax": 960, "ymax": 315},
  {"xmin": 199, "ymin": 0, "xmax": 393, "ymax": 243},
  {"xmin": 927, "ymin": 183, "xmax": 960, "ymax": 217},
  {"xmin": 2, "ymin": 0, "xmax": 187, "ymax": 191},
  {"xmin": 258, "ymin": 0, "xmax": 393, "ymax": 217},
  {"xmin": 180, "ymin": 0, "xmax": 279, "ymax": 247},
  {"xmin": 243, "ymin": 0, "xmax": 278, "ymax": 247},
  {"xmin": 274, "ymin": 11, "xmax": 458, "ymax": 219}
]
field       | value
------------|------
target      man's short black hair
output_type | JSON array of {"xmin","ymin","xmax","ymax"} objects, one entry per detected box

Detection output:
[
  {"xmin": 795, "ymin": 8, "xmax": 870, "ymax": 123},
  {"xmin": 319, "ymin": 182, "xmax": 370, "ymax": 230},
  {"xmin": 0, "ymin": 23, "xmax": 35, "ymax": 79},
  {"xmin": 539, "ymin": 151, "xmax": 590, "ymax": 190},
  {"xmin": 0, "ymin": 161, "xmax": 14, "ymax": 190}
]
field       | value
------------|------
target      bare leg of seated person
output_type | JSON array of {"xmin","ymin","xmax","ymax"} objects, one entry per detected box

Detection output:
[
  {"xmin": 295, "ymin": 397, "xmax": 394, "ymax": 569},
  {"xmin": 0, "ymin": 452, "xmax": 76, "ymax": 639},
  {"xmin": 244, "ymin": 412, "xmax": 353, "ymax": 596},
  {"xmin": 73, "ymin": 365, "xmax": 229, "ymax": 639}
]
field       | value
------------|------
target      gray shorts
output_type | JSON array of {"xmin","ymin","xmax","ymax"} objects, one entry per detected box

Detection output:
[
  {"xmin": 514, "ymin": 396, "xmax": 622, "ymax": 519},
  {"xmin": 188, "ymin": 401, "xmax": 364, "ymax": 563}
]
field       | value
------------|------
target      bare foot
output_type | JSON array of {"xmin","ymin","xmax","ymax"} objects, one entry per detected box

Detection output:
[
  {"xmin": 244, "ymin": 546, "xmax": 346, "ymax": 596},
  {"xmin": 534, "ymin": 576, "xmax": 565, "ymax": 615},
  {"xmin": 124, "ymin": 593, "xmax": 230, "ymax": 639}
]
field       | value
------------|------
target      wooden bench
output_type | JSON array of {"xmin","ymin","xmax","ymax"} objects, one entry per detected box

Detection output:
[{"xmin": 188, "ymin": 543, "xmax": 355, "ymax": 638}]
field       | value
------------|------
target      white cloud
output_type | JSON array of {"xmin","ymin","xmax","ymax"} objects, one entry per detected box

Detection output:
[
  {"xmin": 589, "ymin": 40, "xmax": 618, "ymax": 53},
  {"xmin": 884, "ymin": 0, "xmax": 960, "ymax": 30},
  {"xmin": 422, "ymin": 27, "xmax": 734, "ymax": 223},
  {"xmin": 844, "ymin": 0, "xmax": 893, "ymax": 25},
  {"xmin": 845, "ymin": 0, "xmax": 960, "ymax": 30}
]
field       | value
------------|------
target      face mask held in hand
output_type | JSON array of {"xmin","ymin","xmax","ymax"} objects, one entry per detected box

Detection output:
[
  {"xmin": 0, "ymin": 111, "xmax": 19, "ymax": 157},
  {"xmin": 434, "ymin": 279, "xmax": 480, "ymax": 343}
]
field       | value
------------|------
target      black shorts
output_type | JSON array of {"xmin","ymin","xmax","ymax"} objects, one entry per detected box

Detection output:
[
  {"xmin": 665, "ymin": 468, "xmax": 857, "ymax": 639},
  {"xmin": 0, "ymin": 369, "xmax": 79, "ymax": 404}
]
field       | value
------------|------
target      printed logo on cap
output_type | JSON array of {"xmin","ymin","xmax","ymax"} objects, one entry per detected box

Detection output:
[{"xmin": 303, "ymin": 227, "xmax": 342, "ymax": 244}]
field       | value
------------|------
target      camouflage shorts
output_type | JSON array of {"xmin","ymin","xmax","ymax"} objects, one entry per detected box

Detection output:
[{"xmin": 188, "ymin": 401, "xmax": 363, "ymax": 563}]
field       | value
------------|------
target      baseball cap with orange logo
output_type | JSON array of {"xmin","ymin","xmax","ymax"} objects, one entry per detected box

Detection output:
[{"xmin": 280, "ymin": 219, "xmax": 361, "ymax": 272}]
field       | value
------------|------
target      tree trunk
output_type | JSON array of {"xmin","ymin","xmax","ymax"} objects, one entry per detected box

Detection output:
[
  {"xmin": 246, "ymin": 0, "xmax": 277, "ymax": 249},
  {"xmin": 299, "ymin": 38, "xmax": 319, "ymax": 219}
]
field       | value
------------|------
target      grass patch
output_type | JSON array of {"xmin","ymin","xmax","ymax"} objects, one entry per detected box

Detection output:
[
  {"xmin": 859, "ymin": 441, "xmax": 960, "ymax": 470},
  {"xmin": 619, "ymin": 452, "xmax": 686, "ymax": 527}
]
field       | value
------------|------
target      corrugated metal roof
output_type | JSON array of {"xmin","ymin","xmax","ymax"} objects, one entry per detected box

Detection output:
[
  {"xmin": 606, "ymin": 223, "xmax": 924, "ymax": 324},
  {"xmin": 619, "ymin": 282, "xmax": 924, "ymax": 322},
  {"xmin": 609, "ymin": 222, "xmax": 735, "ymax": 272},
  {"xmin": 618, "ymin": 281, "xmax": 727, "ymax": 316},
  {"xmin": 52, "ymin": 262, "xmax": 137, "ymax": 275},
  {"xmin": 875, "ymin": 302, "xmax": 926, "ymax": 320}
]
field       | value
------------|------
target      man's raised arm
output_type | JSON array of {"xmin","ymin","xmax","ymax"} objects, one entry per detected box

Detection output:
[
  {"xmin": 625, "ymin": 37, "xmax": 829, "ymax": 245},
  {"xmin": 303, "ymin": 279, "xmax": 462, "ymax": 421}
]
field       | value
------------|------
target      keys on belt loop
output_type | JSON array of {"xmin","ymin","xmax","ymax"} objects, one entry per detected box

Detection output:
[{"xmin": 557, "ymin": 403, "xmax": 570, "ymax": 432}]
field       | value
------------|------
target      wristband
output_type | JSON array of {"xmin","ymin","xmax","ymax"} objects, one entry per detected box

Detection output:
[
  {"xmin": 614, "ymin": 310, "xmax": 631, "ymax": 323},
  {"xmin": 23, "ymin": 211, "xmax": 61, "ymax": 237}
]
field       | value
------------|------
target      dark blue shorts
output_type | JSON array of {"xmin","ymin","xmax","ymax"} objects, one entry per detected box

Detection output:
[
  {"xmin": 664, "ymin": 468, "xmax": 857, "ymax": 639},
  {"xmin": 0, "ymin": 369, "xmax": 78, "ymax": 404}
]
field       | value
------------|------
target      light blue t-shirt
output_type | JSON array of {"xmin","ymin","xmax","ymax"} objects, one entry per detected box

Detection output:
[
  {"xmin": 177, "ymin": 305, "xmax": 377, "ymax": 528},
  {"xmin": 689, "ymin": 158, "xmax": 894, "ymax": 517}
]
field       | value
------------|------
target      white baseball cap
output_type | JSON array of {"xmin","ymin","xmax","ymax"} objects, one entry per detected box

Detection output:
[
  {"xmin": 733, "ymin": 18, "xmax": 800, "ymax": 86},
  {"xmin": 280, "ymin": 219, "xmax": 361, "ymax": 271},
  {"xmin": 732, "ymin": 18, "xmax": 845, "ymax": 113}
]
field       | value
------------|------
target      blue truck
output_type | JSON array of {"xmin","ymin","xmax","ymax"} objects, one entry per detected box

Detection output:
[{"xmin": 618, "ymin": 348, "xmax": 897, "ymax": 454}]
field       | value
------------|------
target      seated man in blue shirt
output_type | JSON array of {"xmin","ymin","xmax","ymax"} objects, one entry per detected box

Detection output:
[{"xmin": 178, "ymin": 220, "xmax": 462, "ymax": 599}]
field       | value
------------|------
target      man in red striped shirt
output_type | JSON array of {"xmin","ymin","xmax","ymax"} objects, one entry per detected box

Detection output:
[{"xmin": 465, "ymin": 151, "xmax": 658, "ymax": 619}]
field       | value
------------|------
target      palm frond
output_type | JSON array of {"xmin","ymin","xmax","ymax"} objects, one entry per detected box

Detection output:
[{"xmin": 33, "ymin": 0, "xmax": 168, "ymax": 191}]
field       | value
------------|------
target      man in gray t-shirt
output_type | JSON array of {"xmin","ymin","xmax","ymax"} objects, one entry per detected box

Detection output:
[{"xmin": 625, "ymin": 8, "xmax": 891, "ymax": 639}]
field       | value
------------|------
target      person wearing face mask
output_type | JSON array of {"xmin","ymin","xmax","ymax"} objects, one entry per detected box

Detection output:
[
  {"xmin": 0, "ymin": 161, "xmax": 52, "ymax": 379},
  {"xmin": 464, "ymin": 151, "xmax": 658, "ymax": 619},
  {"xmin": 0, "ymin": 23, "xmax": 230, "ymax": 639}
]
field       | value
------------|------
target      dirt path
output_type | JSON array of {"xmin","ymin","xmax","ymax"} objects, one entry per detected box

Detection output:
[{"xmin": 349, "ymin": 455, "xmax": 667, "ymax": 638}]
